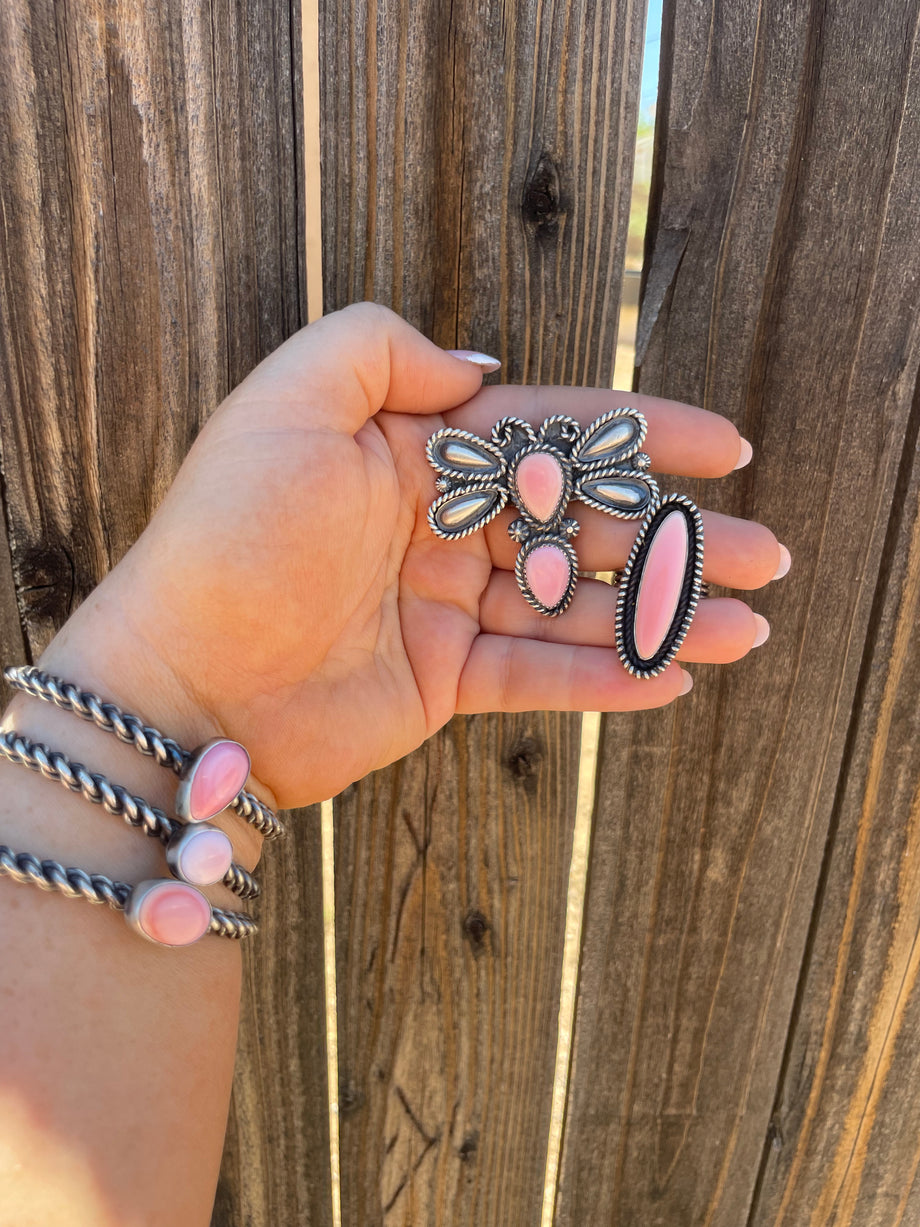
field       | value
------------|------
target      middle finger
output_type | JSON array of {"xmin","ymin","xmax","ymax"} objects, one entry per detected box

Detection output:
[{"xmin": 485, "ymin": 505, "xmax": 783, "ymax": 590}]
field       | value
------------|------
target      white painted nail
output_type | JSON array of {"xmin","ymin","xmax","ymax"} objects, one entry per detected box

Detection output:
[
  {"xmin": 772, "ymin": 544, "xmax": 792, "ymax": 580},
  {"xmin": 752, "ymin": 613, "xmax": 771, "ymax": 647},
  {"xmin": 733, "ymin": 438, "xmax": 753, "ymax": 470},
  {"xmin": 679, "ymin": 670, "xmax": 694, "ymax": 695},
  {"xmin": 446, "ymin": 349, "xmax": 502, "ymax": 373}
]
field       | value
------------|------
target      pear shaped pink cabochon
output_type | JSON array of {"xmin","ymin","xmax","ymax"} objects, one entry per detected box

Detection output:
[
  {"xmin": 515, "ymin": 452, "xmax": 565, "ymax": 523},
  {"xmin": 177, "ymin": 739, "xmax": 251, "ymax": 823}
]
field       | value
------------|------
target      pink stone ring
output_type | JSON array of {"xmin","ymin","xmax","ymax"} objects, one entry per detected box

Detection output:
[{"xmin": 426, "ymin": 410, "xmax": 705, "ymax": 679}]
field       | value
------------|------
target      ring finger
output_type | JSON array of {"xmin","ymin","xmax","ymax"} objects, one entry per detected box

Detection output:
[
  {"xmin": 484, "ymin": 505, "xmax": 786, "ymax": 590},
  {"xmin": 479, "ymin": 570, "xmax": 769, "ymax": 662}
]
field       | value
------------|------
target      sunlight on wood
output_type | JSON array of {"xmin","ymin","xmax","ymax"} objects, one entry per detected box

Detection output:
[
  {"xmin": 322, "ymin": 798, "xmax": 342, "ymax": 1227},
  {"xmin": 540, "ymin": 88, "xmax": 650, "ymax": 1226},
  {"xmin": 540, "ymin": 707, "xmax": 603, "ymax": 1227},
  {"xmin": 302, "ymin": 0, "xmax": 323, "ymax": 322}
]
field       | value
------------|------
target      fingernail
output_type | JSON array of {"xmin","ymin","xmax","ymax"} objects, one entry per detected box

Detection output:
[
  {"xmin": 772, "ymin": 544, "xmax": 792, "ymax": 580},
  {"xmin": 752, "ymin": 613, "xmax": 771, "ymax": 647},
  {"xmin": 733, "ymin": 437, "xmax": 753, "ymax": 470},
  {"xmin": 679, "ymin": 670, "xmax": 694, "ymax": 695},
  {"xmin": 447, "ymin": 349, "xmax": 502, "ymax": 373}
]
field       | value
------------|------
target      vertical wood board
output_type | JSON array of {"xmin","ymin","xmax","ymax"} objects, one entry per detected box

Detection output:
[
  {"xmin": 0, "ymin": 4, "xmax": 330, "ymax": 1223},
  {"xmin": 320, "ymin": 0, "xmax": 647, "ymax": 1220},
  {"xmin": 557, "ymin": 0, "xmax": 920, "ymax": 1223}
]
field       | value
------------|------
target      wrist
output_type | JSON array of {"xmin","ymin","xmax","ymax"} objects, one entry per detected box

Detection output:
[{"xmin": 2, "ymin": 576, "xmax": 271, "ymax": 886}]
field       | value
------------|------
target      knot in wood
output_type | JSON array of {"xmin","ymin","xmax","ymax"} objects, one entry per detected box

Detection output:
[
  {"xmin": 338, "ymin": 1074, "xmax": 365, "ymax": 1116},
  {"xmin": 16, "ymin": 543, "xmax": 76, "ymax": 624},
  {"xmin": 521, "ymin": 153, "xmax": 563, "ymax": 237},
  {"xmin": 505, "ymin": 734, "xmax": 544, "ymax": 786},
  {"xmin": 458, "ymin": 1131, "xmax": 479, "ymax": 1163},
  {"xmin": 462, "ymin": 909, "xmax": 490, "ymax": 954}
]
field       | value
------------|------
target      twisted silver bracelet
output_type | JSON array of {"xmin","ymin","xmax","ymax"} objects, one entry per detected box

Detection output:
[
  {"xmin": 0, "ymin": 845, "xmax": 258, "ymax": 942},
  {"xmin": 0, "ymin": 730, "xmax": 259, "ymax": 900},
  {"xmin": 4, "ymin": 666, "xmax": 284, "ymax": 840}
]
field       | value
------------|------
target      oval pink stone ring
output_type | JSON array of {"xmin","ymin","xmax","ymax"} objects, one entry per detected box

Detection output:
[{"xmin": 426, "ymin": 409, "xmax": 705, "ymax": 677}]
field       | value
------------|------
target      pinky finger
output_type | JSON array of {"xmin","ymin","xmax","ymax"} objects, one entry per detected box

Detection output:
[{"xmin": 456, "ymin": 635, "xmax": 691, "ymax": 714}]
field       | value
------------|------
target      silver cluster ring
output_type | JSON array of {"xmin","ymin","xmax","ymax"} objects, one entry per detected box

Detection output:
[{"xmin": 426, "ymin": 409, "xmax": 705, "ymax": 679}]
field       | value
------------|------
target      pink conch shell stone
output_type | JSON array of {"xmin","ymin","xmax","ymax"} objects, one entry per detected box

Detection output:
[
  {"xmin": 187, "ymin": 740, "xmax": 251, "ymax": 823},
  {"xmin": 525, "ymin": 544, "xmax": 572, "ymax": 609},
  {"xmin": 516, "ymin": 452, "xmax": 564, "ymax": 522},
  {"xmin": 134, "ymin": 881, "xmax": 212, "ymax": 946},
  {"xmin": 176, "ymin": 828, "xmax": 234, "ymax": 885},
  {"xmin": 634, "ymin": 510, "xmax": 689, "ymax": 660}
]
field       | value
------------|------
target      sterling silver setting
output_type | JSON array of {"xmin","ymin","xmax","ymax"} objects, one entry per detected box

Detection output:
[
  {"xmin": 427, "ymin": 409, "xmax": 706, "ymax": 675},
  {"xmin": 427, "ymin": 410, "xmax": 659, "ymax": 617},
  {"xmin": 615, "ymin": 494, "xmax": 705, "ymax": 678}
]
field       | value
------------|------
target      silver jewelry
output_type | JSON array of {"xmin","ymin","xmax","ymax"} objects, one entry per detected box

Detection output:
[
  {"xmin": 3, "ymin": 666, "xmax": 284, "ymax": 839},
  {"xmin": 0, "ymin": 730, "xmax": 259, "ymax": 899},
  {"xmin": 0, "ymin": 844, "xmax": 257, "ymax": 943},
  {"xmin": 426, "ymin": 410, "xmax": 705, "ymax": 678}
]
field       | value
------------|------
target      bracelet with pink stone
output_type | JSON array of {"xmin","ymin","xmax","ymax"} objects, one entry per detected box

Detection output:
[
  {"xmin": 0, "ymin": 729, "xmax": 259, "ymax": 900},
  {"xmin": 4, "ymin": 665, "xmax": 284, "ymax": 839},
  {"xmin": 0, "ymin": 842, "xmax": 257, "ymax": 945}
]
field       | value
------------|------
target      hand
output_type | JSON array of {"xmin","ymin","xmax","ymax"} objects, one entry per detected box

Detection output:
[{"xmin": 39, "ymin": 304, "xmax": 786, "ymax": 809}]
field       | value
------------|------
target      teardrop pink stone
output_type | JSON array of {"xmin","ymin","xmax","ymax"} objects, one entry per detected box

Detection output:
[
  {"xmin": 516, "ymin": 452, "xmax": 564, "ymax": 522},
  {"xmin": 134, "ymin": 881, "xmax": 212, "ymax": 946},
  {"xmin": 525, "ymin": 544, "xmax": 572, "ymax": 609},
  {"xmin": 187, "ymin": 740, "xmax": 251, "ymax": 822},
  {"xmin": 634, "ymin": 511, "xmax": 689, "ymax": 660}
]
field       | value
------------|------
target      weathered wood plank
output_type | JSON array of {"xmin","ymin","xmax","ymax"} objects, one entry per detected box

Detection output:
[
  {"xmin": 0, "ymin": 4, "xmax": 329, "ymax": 1223},
  {"xmin": 556, "ymin": 0, "xmax": 920, "ymax": 1223},
  {"xmin": 321, "ymin": 0, "xmax": 647, "ymax": 1220},
  {"xmin": 748, "ymin": 378, "xmax": 920, "ymax": 1227}
]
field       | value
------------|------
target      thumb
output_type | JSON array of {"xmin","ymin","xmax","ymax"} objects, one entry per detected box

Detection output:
[{"xmin": 226, "ymin": 302, "xmax": 501, "ymax": 434}]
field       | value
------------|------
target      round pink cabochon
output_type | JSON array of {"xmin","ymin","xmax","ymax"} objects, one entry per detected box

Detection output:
[
  {"xmin": 176, "ymin": 827, "xmax": 234, "ymax": 886},
  {"xmin": 135, "ymin": 881, "xmax": 212, "ymax": 946}
]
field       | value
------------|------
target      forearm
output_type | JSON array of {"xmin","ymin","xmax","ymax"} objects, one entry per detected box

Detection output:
[{"xmin": 0, "ymin": 581, "xmax": 265, "ymax": 1227}]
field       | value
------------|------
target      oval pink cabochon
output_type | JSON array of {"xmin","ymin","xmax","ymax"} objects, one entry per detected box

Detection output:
[
  {"xmin": 136, "ymin": 881, "xmax": 212, "ymax": 946},
  {"xmin": 176, "ymin": 827, "xmax": 234, "ymax": 885},
  {"xmin": 633, "ymin": 510, "xmax": 689, "ymax": 661}
]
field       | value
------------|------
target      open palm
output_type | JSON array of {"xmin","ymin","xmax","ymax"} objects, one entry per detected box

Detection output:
[{"xmin": 43, "ymin": 305, "xmax": 784, "ymax": 809}]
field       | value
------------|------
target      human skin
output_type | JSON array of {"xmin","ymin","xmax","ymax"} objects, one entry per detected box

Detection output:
[{"xmin": 0, "ymin": 304, "xmax": 786, "ymax": 1225}]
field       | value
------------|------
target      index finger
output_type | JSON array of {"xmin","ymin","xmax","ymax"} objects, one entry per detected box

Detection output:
[{"xmin": 443, "ymin": 385, "xmax": 747, "ymax": 478}]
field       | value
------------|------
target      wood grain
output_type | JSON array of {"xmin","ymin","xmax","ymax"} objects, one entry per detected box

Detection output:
[
  {"xmin": 748, "ymin": 369, "xmax": 920, "ymax": 1227},
  {"xmin": 0, "ymin": 3, "xmax": 330, "ymax": 1223},
  {"xmin": 320, "ymin": 0, "xmax": 647, "ymax": 1218},
  {"xmin": 556, "ymin": 0, "xmax": 920, "ymax": 1223}
]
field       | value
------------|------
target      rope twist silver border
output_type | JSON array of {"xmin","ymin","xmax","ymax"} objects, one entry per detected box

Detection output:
[
  {"xmin": 3, "ymin": 666, "xmax": 284, "ymax": 840},
  {"xmin": 0, "ymin": 730, "xmax": 260, "ymax": 900},
  {"xmin": 0, "ymin": 845, "xmax": 257, "ymax": 940}
]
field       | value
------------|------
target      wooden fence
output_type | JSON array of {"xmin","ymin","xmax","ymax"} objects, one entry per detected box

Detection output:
[{"xmin": 2, "ymin": 0, "xmax": 920, "ymax": 1223}]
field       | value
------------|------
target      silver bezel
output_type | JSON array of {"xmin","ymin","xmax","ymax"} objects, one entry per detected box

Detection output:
[
  {"xmin": 507, "ymin": 444, "xmax": 573, "ymax": 527},
  {"xmin": 427, "ymin": 482, "xmax": 509, "ymax": 540},
  {"xmin": 514, "ymin": 534, "xmax": 580, "ymax": 617},
  {"xmin": 175, "ymin": 738, "xmax": 252, "ymax": 823},
  {"xmin": 124, "ymin": 879, "xmax": 213, "ymax": 947},
  {"xmin": 425, "ymin": 427, "xmax": 507, "ymax": 479},
  {"xmin": 614, "ymin": 494, "xmax": 705, "ymax": 678},
  {"xmin": 165, "ymin": 823, "xmax": 234, "ymax": 886},
  {"xmin": 574, "ymin": 468, "xmax": 659, "ymax": 520},
  {"xmin": 571, "ymin": 407, "xmax": 647, "ymax": 472}
]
